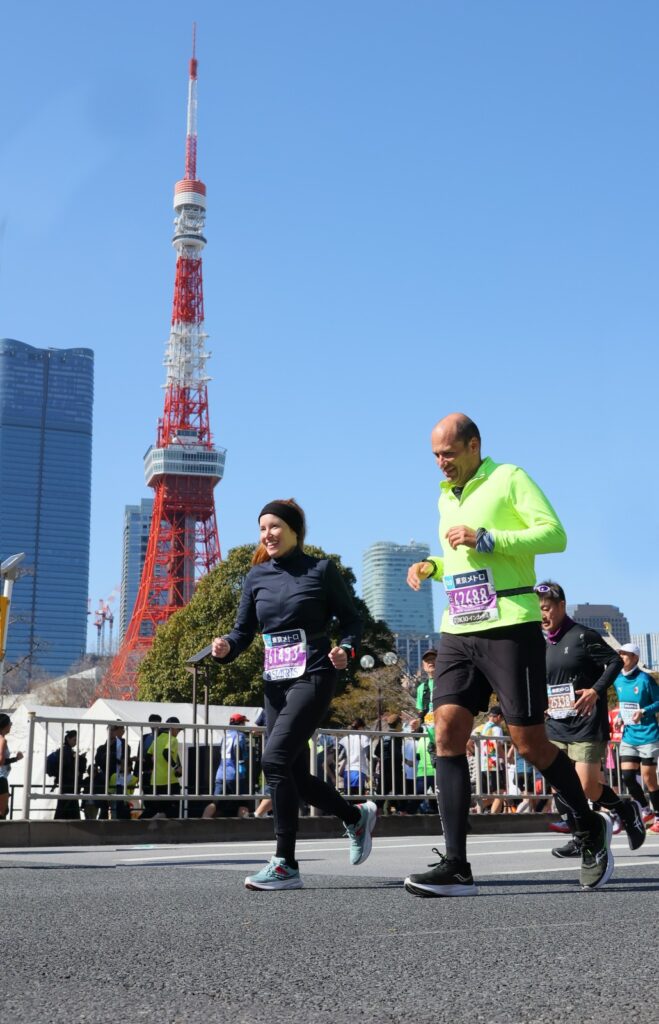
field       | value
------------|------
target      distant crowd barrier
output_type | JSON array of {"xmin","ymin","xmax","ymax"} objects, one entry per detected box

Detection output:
[{"xmin": 7, "ymin": 711, "xmax": 628, "ymax": 821}]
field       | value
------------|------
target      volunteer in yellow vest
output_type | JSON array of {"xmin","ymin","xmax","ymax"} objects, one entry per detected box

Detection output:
[
  {"xmin": 411, "ymin": 717, "xmax": 436, "ymax": 813},
  {"xmin": 403, "ymin": 412, "xmax": 613, "ymax": 897},
  {"xmin": 415, "ymin": 649, "xmax": 437, "ymax": 721},
  {"xmin": 150, "ymin": 716, "xmax": 183, "ymax": 819}
]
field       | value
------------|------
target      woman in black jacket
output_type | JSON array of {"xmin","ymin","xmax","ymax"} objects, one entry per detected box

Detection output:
[{"xmin": 212, "ymin": 499, "xmax": 377, "ymax": 891}]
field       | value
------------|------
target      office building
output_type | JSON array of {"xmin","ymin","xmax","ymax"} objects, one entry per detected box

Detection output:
[
  {"xmin": 568, "ymin": 603, "xmax": 631, "ymax": 645},
  {"xmin": 0, "ymin": 339, "xmax": 93, "ymax": 682},
  {"xmin": 362, "ymin": 541, "xmax": 439, "ymax": 675},
  {"xmin": 119, "ymin": 498, "xmax": 154, "ymax": 644},
  {"xmin": 631, "ymin": 633, "xmax": 659, "ymax": 671}
]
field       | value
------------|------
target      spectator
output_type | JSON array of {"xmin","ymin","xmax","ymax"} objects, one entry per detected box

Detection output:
[
  {"xmin": 252, "ymin": 708, "xmax": 273, "ymax": 818},
  {"xmin": 401, "ymin": 722, "xmax": 418, "ymax": 814},
  {"xmin": 203, "ymin": 714, "xmax": 251, "ymax": 819},
  {"xmin": 374, "ymin": 714, "xmax": 405, "ymax": 814},
  {"xmin": 150, "ymin": 717, "xmax": 183, "ymax": 818},
  {"xmin": 0, "ymin": 713, "xmax": 22, "ymax": 820},
  {"xmin": 415, "ymin": 649, "xmax": 437, "ymax": 721},
  {"xmin": 93, "ymin": 724, "xmax": 132, "ymax": 820},
  {"xmin": 475, "ymin": 705, "xmax": 506, "ymax": 813},
  {"xmin": 338, "ymin": 718, "xmax": 370, "ymax": 797},
  {"xmin": 47, "ymin": 730, "xmax": 87, "ymax": 820},
  {"xmin": 136, "ymin": 714, "xmax": 162, "ymax": 819},
  {"xmin": 412, "ymin": 717, "xmax": 436, "ymax": 814}
]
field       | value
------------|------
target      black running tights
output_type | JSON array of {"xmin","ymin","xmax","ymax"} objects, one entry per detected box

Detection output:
[{"xmin": 261, "ymin": 673, "xmax": 359, "ymax": 863}]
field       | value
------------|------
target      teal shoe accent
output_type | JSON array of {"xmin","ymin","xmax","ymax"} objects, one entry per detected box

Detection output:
[{"xmin": 244, "ymin": 856, "xmax": 303, "ymax": 891}]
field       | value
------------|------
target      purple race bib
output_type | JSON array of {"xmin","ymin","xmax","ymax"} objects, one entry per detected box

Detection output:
[
  {"xmin": 444, "ymin": 568, "xmax": 499, "ymax": 627},
  {"xmin": 263, "ymin": 629, "xmax": 307, "ymax": 682}
]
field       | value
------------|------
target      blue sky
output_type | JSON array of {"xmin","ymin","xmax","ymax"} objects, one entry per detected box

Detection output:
[{"xmin": 1, "ymin": 1, "xmax": 658, "ymax": 650}]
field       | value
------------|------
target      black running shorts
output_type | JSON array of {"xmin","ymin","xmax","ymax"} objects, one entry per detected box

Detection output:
[{"xmin": 432, "ymin": 622, "xmax": 548, "ymax": 726}]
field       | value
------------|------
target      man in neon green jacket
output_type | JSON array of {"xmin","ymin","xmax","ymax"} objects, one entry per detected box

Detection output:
[{"xmin": 403, "ymin": 412, "xmax": 613, "ymax": 898}]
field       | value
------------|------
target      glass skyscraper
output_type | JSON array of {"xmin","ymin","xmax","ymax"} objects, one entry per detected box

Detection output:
[
  {"xmin": 0, "ymin": 339, "xmax": 93, "ymax": 682},
  {"xmin": 119, "ymin": 498, "xmax": 154, "ymax": 644},
  {"xmin": 362, "ymin": 540, "xmax": 439, "ymax": 675}
]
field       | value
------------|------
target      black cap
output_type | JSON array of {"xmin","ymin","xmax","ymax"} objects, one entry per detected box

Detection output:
[{"xmin": 421, "ymin": 648, "xmax": 438, "ymax": 661}]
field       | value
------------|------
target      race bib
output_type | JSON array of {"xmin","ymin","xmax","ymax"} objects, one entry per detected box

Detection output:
[
  {"xmin": 444, "ymin": 568, "xmax": 499, "ymax": 627},
  {"xmin": 547, "ymin": 682, "xmax": 577, "ymax": 719},
  {"xmin": 619, "ymin": 701, "xmax": 640, "ymax": 725},
  {"xmin": 263, "ymin": 629, "xmax": 307, "ymax": 682}
]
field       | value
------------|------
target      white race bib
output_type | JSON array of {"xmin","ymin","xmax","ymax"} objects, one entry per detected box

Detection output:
[
  {"xmin": 547, "ymin": 682, "xmax": 577, "ymax": 720},
  {"xmin": 619, "ymin": 701, "xmax": 640, "ymax": 725}
]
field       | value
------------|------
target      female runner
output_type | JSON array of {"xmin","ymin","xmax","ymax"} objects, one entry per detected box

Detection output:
[{"xmin": 212, "ymin": 499, "xmax": 377, "ymax": 890}]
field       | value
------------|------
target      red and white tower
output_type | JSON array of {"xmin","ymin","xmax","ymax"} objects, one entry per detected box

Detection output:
[{"xmin": 100, "ymin": 33, "xmax": 224, "ymax": 698}]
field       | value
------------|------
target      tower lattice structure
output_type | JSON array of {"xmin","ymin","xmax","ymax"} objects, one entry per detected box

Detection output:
[{"xmin": 99, "ymin": 36, "xmax": 224, "ymax": 699}]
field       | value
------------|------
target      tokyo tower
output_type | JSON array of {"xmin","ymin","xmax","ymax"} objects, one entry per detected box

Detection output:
[{"xmin": 100, "ymin": 31, "xmax": 224, "ymax": 699}]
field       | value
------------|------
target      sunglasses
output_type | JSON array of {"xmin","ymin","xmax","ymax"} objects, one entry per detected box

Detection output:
[{"xmin": 534, "ymin": 584, "xmax": 563, "ymax": 600}]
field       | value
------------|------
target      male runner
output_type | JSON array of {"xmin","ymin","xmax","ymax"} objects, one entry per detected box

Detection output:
[
  {"xmin": 535, "ymin": 581, "xmax": 645, "ymax": 858},
  {"xmin": 614, "ymin": 643, "xmax": 659, "ymax": 832},
  {"xmin": 403, "ymin": 413, "xmax": 613, "ymax": 896}
]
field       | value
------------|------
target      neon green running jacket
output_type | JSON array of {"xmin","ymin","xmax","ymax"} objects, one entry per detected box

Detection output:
[{"xmin": 426, "ymin": 457, "xmax": 567, "ymax": 634}]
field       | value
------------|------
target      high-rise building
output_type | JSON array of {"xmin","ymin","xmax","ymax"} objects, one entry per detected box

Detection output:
[
  {"xmin": 568, "ymin": 603, "xmax": 631, "ymax": 645},
  {"xmin": 119, "ymin": 498, "xmax": 154, "ymax": 644},
  {"xmin": 362, "ymin": 541, "xmax": 439, "ymax": 675},
  {"xmin": 631, "ymin": 633, "xmax": 659, "ymax": 671},
  {"xmin": 0, "ymin": 338, "xmax": 93, "ymax": 682}
]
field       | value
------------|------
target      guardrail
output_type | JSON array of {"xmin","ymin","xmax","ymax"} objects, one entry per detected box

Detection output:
[{"xmin": 9, "ymin": 712, "xmax": 628, "ymax": 821}]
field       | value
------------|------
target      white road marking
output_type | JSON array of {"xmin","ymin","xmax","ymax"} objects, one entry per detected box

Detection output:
[{"xmin": 116, "ymin": 838, "xmax": 654, "ymax": 866}]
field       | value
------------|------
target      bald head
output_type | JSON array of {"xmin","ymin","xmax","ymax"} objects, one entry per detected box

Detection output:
[
  {"xmin": 432, "ymin": 413, "xmax": 481, "ymax": 447},
  {"xmin": 431, "ymin": 413, "xmax": 482, "ymax": 486}
]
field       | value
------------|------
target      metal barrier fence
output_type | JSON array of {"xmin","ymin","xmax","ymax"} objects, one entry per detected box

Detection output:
[{"xmin": 11, "ymin": 712, "xmax": 629, "ymax": 820}]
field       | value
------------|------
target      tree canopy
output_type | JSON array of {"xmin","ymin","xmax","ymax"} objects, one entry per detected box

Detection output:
[{"xmin": 137, "ymin": 544, "xmax": 396, "ymax": 719}]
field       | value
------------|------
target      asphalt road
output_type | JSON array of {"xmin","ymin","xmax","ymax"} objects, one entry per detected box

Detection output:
[{"xmin": 3, "ymin": 831, "xmax": 659, "ymax": 1024}]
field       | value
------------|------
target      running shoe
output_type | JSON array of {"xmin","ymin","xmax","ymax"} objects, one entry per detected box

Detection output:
[
  {"xmin": 576, "ymin": 812, "xmax": 614, "ymax": 891},
  {"xmin": 345, "ymin": 800, "xmax": 378, "ymax": 866},
  {"xmin": 648, "ymin": 819, "xmax": 659, "ymax": 834},
  {"xmin": 548, "ymin": 819, "xmax": 571, "ymax": 834},
  {"xmin": 642, "ymin": 808, "xmax": 655, "ymax": 827},
  {"xmin": 551, "ymin": 838, "xmax": 582, "ymax": 859},
  {"xmin": 617, "ymin": 798, "xmax": 646, "ymax": 851},
  {"xmin": 244, "ymin": 856, "xmax": 303, "ymax": 891},
  {"xmin": 404, "ymin": 848, "xmax": 478, "ymax": 898}
]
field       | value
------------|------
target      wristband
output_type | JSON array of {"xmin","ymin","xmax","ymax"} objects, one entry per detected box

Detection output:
[{"xmin": 475, "ymin": 528, "xmax": 495, "ymax": 554}]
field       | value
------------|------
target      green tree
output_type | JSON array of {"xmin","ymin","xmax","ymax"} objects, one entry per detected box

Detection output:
[{"xmin": 137, "ymin": 543, "xmax": 395, "ymax": 712}]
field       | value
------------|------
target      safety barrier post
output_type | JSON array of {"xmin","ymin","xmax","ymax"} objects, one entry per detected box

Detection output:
[{"xmin": 22, "ymin": 710, "xmax": 36, "ymax": 820}]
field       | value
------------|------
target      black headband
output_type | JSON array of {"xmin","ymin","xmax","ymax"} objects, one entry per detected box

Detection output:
[{"xmin": 258, "ymin": 501, "xmax": 304, "ymax": 537}]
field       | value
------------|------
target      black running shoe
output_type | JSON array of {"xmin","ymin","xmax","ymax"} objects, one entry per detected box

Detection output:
[
  {"xmin": 551, "ymin": 837, "xmax": 582, "ymax": 859},
  {"xmin": 404, "ymin": 848, "xmax": 478, "ymax": 898},
  {"xmin": 576, "ymin": 812, "xmax": 614, "ymax": 890},
  {"xmin": 618, "ymin": 798, "xmax": 646, "ymax": 851}
]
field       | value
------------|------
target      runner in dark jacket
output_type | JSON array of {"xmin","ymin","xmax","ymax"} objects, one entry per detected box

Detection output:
[{"xmin": 212, "ymin": 498, "xmax": 377, "ymax": 891}]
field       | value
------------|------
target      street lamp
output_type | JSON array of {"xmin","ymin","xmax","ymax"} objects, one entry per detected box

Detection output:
[
  {"xmin": 359, "ymin": 651, "xmax": 398, "ymax": 729},
  {"xmin": 0, "ymin": 552, "xmax": 26, "ymax": 695}
]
